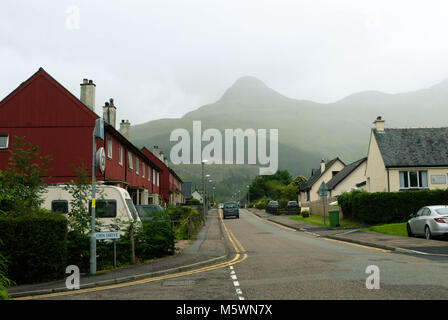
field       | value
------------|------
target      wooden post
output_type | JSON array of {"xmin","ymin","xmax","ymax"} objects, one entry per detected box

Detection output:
[{"xmin": 130, "ymin": 223, "xmax": 136, "ymax": 264}]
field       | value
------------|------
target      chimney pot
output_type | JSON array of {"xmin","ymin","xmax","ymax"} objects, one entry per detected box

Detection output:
[
  {"xmin": 374, "ymin": 116, "xmax": 385, "ymax": 131},
  {"xmin": 119, "ymin": 119, "xmax": 131, "ymax": 140},
  {"xmin": 320, "ymin": 159, "xmax": 325, "ymax": 172},
  {"xmin": 80, "ymin": 79, "xmax": 96, "ymax": 112}
]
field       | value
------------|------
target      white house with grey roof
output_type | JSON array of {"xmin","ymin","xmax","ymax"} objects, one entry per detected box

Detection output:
[
  {"xmin": 327, "ymin": 157, "xmax": 367, "ymax": 197},
  {"xmin": 365, "ymin": 116, "xmax": 448, "ymax": 192},
  {"xmin": 299, "ymin": 157, "xmax": 345, "ymax": 206}
]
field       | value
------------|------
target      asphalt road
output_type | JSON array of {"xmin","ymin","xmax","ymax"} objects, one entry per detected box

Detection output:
[{"xmin": 40, "ymin": 208, "xmax": 448, "ymax": 300}]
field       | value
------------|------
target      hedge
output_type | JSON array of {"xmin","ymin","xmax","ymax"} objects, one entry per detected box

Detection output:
[
  {"xmin": 0, "ymin": 213, "xmax": 68, "ymax": 284},
  {"xmin": 338, "ymin": 189, "xmax": 448, "ymax": 224}
]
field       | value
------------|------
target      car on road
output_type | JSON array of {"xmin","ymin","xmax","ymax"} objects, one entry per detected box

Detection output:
[
  {"xmin": 223, "ymin": 201, "xmax": 239, "ymax": 219},
  {"xmin": 266, "ymin": 200, "xmax": 279, "ymax": 214},
  {"xmin": 407, "ymin": 205, "xmax": 448, "ymax": 239}
]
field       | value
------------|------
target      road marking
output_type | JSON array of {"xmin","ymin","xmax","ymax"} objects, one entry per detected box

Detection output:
[
  {"xmin": 244, "ymin": 209, "xmax": 297, "ymax": 232},
  {"xmin": 322, "ymin": 238, "xmax": 391, "ymax": 253},
  {"xmin": 16, "ymin": 213, "xmax": 249, "ymax": 300}
]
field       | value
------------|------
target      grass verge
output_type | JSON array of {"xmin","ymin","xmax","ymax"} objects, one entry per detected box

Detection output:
[
  {"xmin": 363, "ymin": 222, "xmax": 407, "ymax": 237},
  {"xmin": 289, "ymin": 214, "xmax": 367, "ymax": 229}
]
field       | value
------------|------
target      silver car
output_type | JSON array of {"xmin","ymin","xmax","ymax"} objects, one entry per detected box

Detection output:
[{"xmin": 407, "ymin": 206, "xmax": 448, "ymax": 239}]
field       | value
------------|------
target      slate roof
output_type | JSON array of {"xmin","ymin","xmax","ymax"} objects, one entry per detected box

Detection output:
[
  {"xmin": 299, "ymin": 158, "xmax": 345, "ymax": 191},
  {"xmin": 326, "ymin": 157, "xmax": 367, "ymax": 190},
  {"xmin": 373, "ymin": 128, "xmax": 448, "ymax": 167}
]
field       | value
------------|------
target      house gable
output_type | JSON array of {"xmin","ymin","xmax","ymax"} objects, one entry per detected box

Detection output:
[
  {"xmin": 0, "ymin": 68, "xmax": 99, "ymax": 128},
  {"xmin": 365, "ymin": 130, "xmax": 388, "ymax": 192}
]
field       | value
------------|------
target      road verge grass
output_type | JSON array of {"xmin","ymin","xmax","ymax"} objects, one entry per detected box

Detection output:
[
  {"xmin": 363, "ymin": 222, "xmax": 407, "ymax": 237},
  {"xmin": 289, "ymin": 215, "xmax": 367, "ymax": 229}
]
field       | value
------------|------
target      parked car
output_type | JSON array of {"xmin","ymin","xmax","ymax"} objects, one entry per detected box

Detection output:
[
  {"xmin": 223, "ymin": 201, "xmax": 239, "ymax": 219},
  {"xmin": 407, "ymin": 205, "xmax": 448, "ymax": 239},
  {"xmin": 135, "ymin": 204, "xmax": 164, "ymax": 222},
  {"xmin": 266, "ymin": 200, "xmax": 279, "ymax": 214},
  {"xmin": 286, "ymin": 201, "xmax": 300, "ymax": 211}
]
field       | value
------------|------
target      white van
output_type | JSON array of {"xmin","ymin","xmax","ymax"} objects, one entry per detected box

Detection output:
[{"xmin": 42, "ymin": 184, "xmax": 141, "ymax": 232}]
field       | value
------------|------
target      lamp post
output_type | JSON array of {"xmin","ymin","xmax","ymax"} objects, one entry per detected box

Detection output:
[
  {"xmin": 201, "ymin": 160, "xmax": 209, "ymax": 219},
  {"xmin": 246, "ymin": 185, "xmax": 250, "ymax": 208}
]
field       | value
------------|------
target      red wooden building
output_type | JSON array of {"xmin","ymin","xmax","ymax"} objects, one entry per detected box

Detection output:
[
  {"xmin": 0, "ymin": 68, "xmax": 174, "ymax": 205},
  {"xmin": 141, "ymin": 146, "xmax": 184, "ymax": 206}
]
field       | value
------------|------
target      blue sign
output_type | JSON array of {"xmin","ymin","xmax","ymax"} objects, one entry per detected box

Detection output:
[{"xmin": 95, "ymin": 231, "xmax": 120, "ymax": 240}]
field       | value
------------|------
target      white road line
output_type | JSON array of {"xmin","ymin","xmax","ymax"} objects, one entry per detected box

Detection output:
[
  {"xmin": 233, "ymin": 281, "xmax": 240, "ymax": 287},
  {"xmin": 231, "ymin": 275, "xmax": 238, "ymax": 280}
]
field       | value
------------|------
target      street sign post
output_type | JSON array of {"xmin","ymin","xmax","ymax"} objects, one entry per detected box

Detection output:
[
  {"xmin": 317, "ymin": 181, "xmax": 329, "ymax": 226},
  {"xmin": 90, "ymin": 118, "xmax": 105, "ymax": 276},
  {"xmin": 95, "ymin": 231, "xmax": 120, "ymax": 268},
  {"xmin": 95, "ymin": 231, "xmax": 120, "ymax": 240}
]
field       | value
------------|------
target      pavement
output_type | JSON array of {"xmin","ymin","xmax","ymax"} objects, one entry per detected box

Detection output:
[
  {"xmin": 246, "ymin": 208, "xmax": 448, "ymax": 257},
  {"xmin": 8, "ymin": 209, "xmax": 228, "ymax": 298}
]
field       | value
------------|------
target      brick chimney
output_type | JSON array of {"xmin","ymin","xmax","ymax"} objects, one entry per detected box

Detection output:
[
  {"xmin": 320, "ymin": 159, "xmax": 325, "ymax": 172},
  {"xmin": 119, "ymin": 119, "xmax": 130, "ymax": 140},
  {"xmin": 373, "ymin": 116, "xmax": 385, "ymax": 131},
  {"xmin": 80, "ymin": 79, "xmax": 96, "ymax": 112},
  {"xmin": 103, "ymin": 98, "xmax": 117, "ymax": 129}
]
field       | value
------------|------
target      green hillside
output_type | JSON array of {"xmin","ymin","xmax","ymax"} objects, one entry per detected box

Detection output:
[{"xmin": 130, "ymin": 76, "xmax": 448, "ymax": 200}]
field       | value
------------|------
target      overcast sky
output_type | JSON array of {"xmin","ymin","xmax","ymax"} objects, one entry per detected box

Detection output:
[{"xmin": 2, "ymin": 0, "xmax": 448, "ymax": 124}]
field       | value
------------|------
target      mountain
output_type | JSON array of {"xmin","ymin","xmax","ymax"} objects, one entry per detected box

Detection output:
[{"xmin": 130, "ymin": 77, "xmax": 448, "ymax": 200}]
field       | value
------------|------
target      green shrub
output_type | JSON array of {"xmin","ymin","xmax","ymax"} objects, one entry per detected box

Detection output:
[
  {"xmin": 338, "ymin": 190, "xmax": 367, "ymax": 218},
  {"xmin": 301, "ymin": 209, "xmax": 310, "ymax": 217},
  {"xmin": 0, "ymin": 212, "xmax": 68, "ymax": 284},
  {"xmin": 278, "ymin": 198, "xmax": 288, "ymax": 209},
  {"xmin": 338, "ymin": 189, "xmax": 448, "ymax": 224},
  {"xmin": 187, "ymin": 198, "xmax": 201, "ymax": 205}
]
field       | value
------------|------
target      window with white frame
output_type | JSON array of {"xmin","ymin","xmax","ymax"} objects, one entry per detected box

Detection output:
[
  {"xmin": 118, "ymin": 145, "xmax": 123, "ymax": 165},
  {"xmin": 0, "ymin": 134, "xmax": 9, "ymax": 149},
  {"xmin": 136, "ymin": 158, "xmax": 139, "ymax": 175},
  {"xmin": 157, "ymin": 172, "xmax": 159, "ymax": 187},
  {"xmin": 148, "ymin": 166, "xmax": 151, "ymax": 181},
  {"xmin": 399, "ymin": 170, "xmax": 428, "ymax": 189},
  {"xmin": 107, "ymin": 138, "xmax": 113, "ymax": 159},
  {"xmin": 142, "ymin": 164, "xmax": 145, "ymax": 178},
  {"xmin": 128, "ymin": 152, "xmax": 133, "ymax": 169},
  {"xmin": 153, "ymin": 169, "xmax": 156, "ymax": 185}
]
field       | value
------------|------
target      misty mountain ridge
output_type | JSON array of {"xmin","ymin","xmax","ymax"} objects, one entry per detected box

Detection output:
[{"xmin": 130, "ymin": 75, "xmax": 448, "ymax": 188}]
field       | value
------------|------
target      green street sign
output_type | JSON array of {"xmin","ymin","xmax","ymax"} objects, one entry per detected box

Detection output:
[{"xmin": 317, "ymin": 181, "xmax": 328, "ymax": 197}]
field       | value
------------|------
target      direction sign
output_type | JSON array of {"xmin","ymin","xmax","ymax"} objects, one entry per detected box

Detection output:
[
  {"xmin": 95, "ymin": 231, "xmax": 120, "ymax": 240},
  {"xmin": 317, "ymin": 181, "xmax": 329, "ymax": 197}
]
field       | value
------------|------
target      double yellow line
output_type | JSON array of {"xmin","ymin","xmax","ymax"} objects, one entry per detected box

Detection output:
[{"xmin": 16, "ymin": 212, "xmax": 247, "ymax": 300}]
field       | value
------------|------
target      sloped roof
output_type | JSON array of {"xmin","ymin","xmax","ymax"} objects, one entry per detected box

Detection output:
[
  {"xmin": 299, "ymin": 158, "xmax": 345, "ymax": 191},
  {"xmin": 373, "ymin": 128, "xmax": 448, "ymax": 167},
  {"xmin": 326, "ymin": 157, "xmax": 366, "ymax": 190}
]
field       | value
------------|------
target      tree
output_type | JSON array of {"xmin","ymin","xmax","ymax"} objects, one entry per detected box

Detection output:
[
  {"xmin": 291, "ymin": 175, "xmax": 308, "ymax": 188},
  {"xmin": 63, "ymin": 163, "xmax": 92, "ymax": 235},
  {"xmin": 0, "ymin": 136, "xmax": 52, "ymax": 215},
  {"xmin": 280, "ymin": 184, "xmax": 299, "ymax": 200}
]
